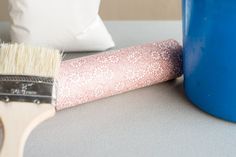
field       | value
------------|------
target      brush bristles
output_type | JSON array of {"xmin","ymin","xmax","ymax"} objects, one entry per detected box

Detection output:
[{"xmin": 0, "ymin": 43, "xmax": 62, "ymax": 78}]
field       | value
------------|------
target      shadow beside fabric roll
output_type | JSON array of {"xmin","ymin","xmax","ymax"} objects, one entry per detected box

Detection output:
[{"xmin": 57, "ymin": 39, "xmax": 183, "ymax": 110}]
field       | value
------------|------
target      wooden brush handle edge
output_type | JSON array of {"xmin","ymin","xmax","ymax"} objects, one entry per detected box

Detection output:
[{"xmin": 0, "ymin": 102, "xmax": 55, "ymax": 157}]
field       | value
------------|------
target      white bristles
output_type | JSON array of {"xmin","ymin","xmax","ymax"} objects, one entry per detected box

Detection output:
[{"xmin": 0, "ymin": 43, "xmax": 62, "ymax": 78}]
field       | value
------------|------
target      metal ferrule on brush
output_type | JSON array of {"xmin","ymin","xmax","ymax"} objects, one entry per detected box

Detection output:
[{"xmin": 0, "ymin": 75, "xmax": 57, "ymax": 105}]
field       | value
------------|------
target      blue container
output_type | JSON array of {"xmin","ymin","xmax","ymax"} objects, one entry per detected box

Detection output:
[{"xmin": 182, "ymin": 0, "xmax": 236, "ymax": 122}]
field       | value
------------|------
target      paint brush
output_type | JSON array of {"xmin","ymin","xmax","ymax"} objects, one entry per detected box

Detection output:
[{"xmin": 0, "ymin": 43, "xmax": 62, "ymax": 157}]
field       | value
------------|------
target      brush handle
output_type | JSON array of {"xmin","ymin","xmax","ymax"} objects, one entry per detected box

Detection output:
[{"xmin": 0, "ymin": 102, "xmax": 55, "ymax": 157}]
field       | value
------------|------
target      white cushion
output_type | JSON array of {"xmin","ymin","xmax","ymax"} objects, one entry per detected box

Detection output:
[{"xmin": 8, "ymin": 0, "xmax": 115, "ymax": 51}]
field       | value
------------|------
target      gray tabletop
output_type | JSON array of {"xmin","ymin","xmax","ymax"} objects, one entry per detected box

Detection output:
[{"xmin": 1, "ymin": 21, "xmax": 236, "ymax": 157}]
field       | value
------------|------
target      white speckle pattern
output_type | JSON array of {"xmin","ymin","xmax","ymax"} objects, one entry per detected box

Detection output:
[{"xmin": 56, "ymin": 39, "xmax": 182, "ymax": 110}]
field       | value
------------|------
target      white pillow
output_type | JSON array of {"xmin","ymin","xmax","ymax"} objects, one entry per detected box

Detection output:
[{"xmin": 8, "ymin": 0, "xmax": 115, "ymax": 52}]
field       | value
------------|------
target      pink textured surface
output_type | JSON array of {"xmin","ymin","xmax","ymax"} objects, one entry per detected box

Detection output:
[{"xmin": 56, "ymin": 39, "xmax": 182, "ymax": 110}]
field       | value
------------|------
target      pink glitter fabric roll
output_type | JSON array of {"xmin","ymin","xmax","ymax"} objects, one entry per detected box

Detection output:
[{"xmin": 56, "ymin": 39, "xmax": 182, "ymax": 110}]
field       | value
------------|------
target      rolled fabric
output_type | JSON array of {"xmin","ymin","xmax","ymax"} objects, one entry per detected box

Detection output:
[{"xmin": 56, "ymin": 39, "xmax": 182, "ymax": 110}]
